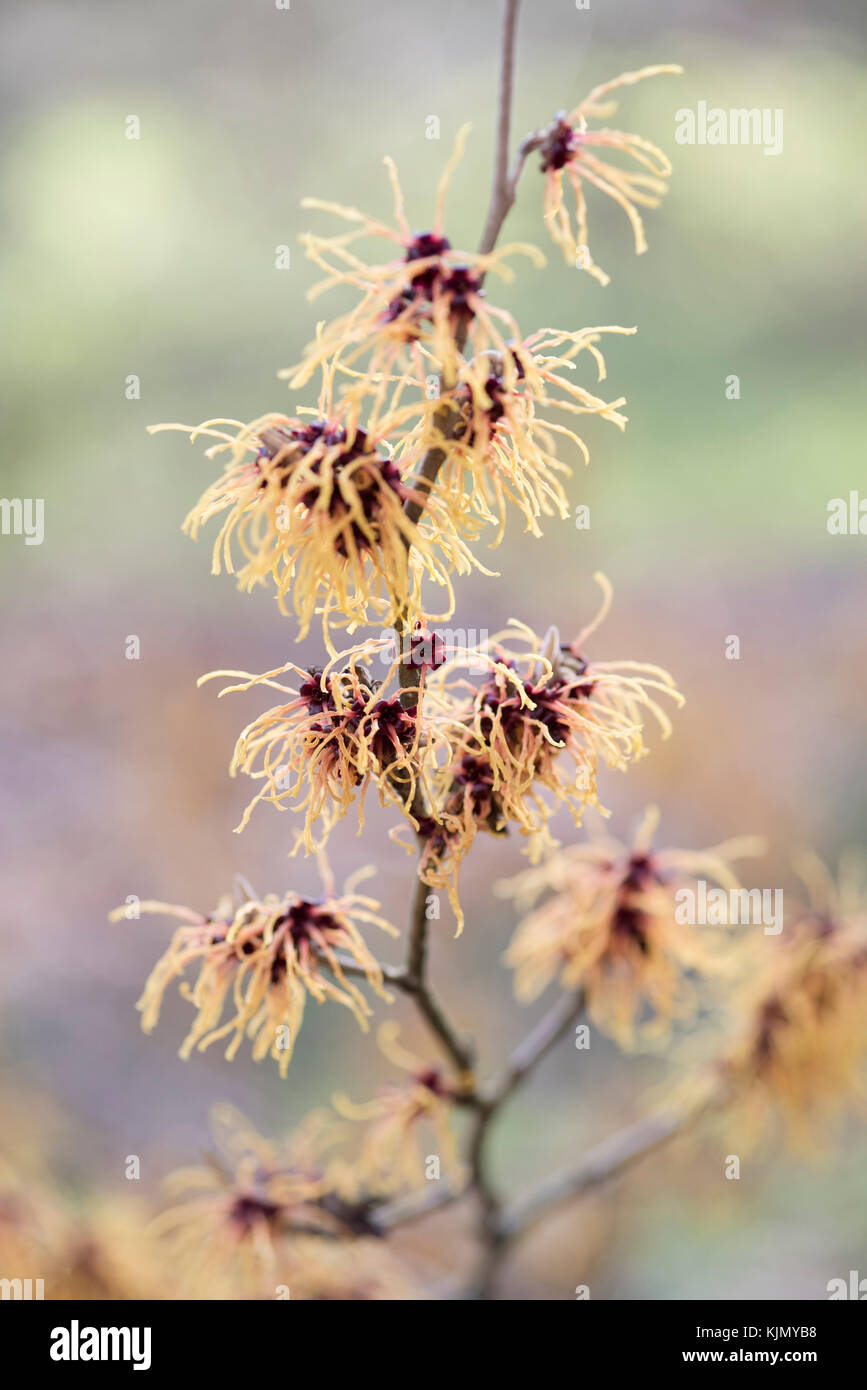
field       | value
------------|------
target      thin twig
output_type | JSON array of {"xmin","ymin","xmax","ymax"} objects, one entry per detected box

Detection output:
[
  {"xmin": 497, "ymin": 1105, "xmax": 698, "ymax": 1243},
  {"xmin": 370, "ymin": 1183, "xmax": 462, "ymax": 1234},
  {"xmin": 402, "ymin": 873, "xmax": 476, "ymax": 1077},
  {"xmin": 406, "ymin": 857, "xmax": 435, "ymax": 986},
  {"xmin": 330, "ymin": 924, "xmax": 474, "ymax": 1078},
  {"xmin": 478, "ymin": 0, "xmax": 523, "ymax": 256},
  {"xmin": 486, "ymin": 989, "xmax": 586, "ymax": 1107},
  {"xmin": 465, "ymin": 989, "xmax": 586, "ymax": 1296}
]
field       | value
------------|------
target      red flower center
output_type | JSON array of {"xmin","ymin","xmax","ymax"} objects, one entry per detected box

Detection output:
[
  {"xmin": 256, "ymin": 420, "xmax": 405, "ymax": 554},
  {"xmin": 539, "ymin": 117, "xmax": 581, "ymax": 172}
]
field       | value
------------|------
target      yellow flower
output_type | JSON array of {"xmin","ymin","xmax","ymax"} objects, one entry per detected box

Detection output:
[
  {"xmin": 287, "ymin": 126, "xmax": 545, "ymax": 400},
  {"xmin": 386, "ymin": 575, "xmax": 683, "ymax": 933},
  {"xmin": 392, "ymin": 324, "xmax": 634, "ymax": 547},
  {"xmin": 331, "ymin": 1023, "xmax": 465, "ymax": 1198},
  {"xmin": 469, "ymin": 585, "xmax": 681, "ymax": 808},
  {"xmin": 151, "ymin": 1104, "xmax": 350, "ymax": 1298},
  {"xmin": 410, "ymin": 574, "xmax": 683, "ymax": 932},
  {"xmin": 537, "ymin": 65, "xmax": 682, "ymax": 284},
  {"xmin": 200, "ymin": 636, "xmax": 459, "ymax": 847},
  {"xmin": 394, "ymin": 776, "xmax": 524, "ymax": 939},
  {"xmin": 150, "ymin": 369, "xmax": 476, "ymax": 640},
  {"xmin": 110, "ymin": 864, "xmax": 397, "ymax": 1076},
  {"xmin": 500, "ymin": 807, "xmax": 763, "ymax": 1049},
  {"xmin": 718, "ymin": 854, "xmax": 867, "ymax": 1149}
]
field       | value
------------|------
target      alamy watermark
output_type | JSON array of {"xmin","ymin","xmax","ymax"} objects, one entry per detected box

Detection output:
[
  {"xmin": 675, "ymin": 102, "xmax": 783, "ymax": 156},
  {"xmin": 827, "ymin": 1271, "xmax": 867, "ymax": 1300},
  {"xmin": 380, "ymin": 627, "xmax": 490, "ymax": 672},
  {"xmin": 50, "ymin": 1321, "xmax": 152, "ymax": 1370},
  {"xmin": 1, "ymin": 1276, "xmax": 44, "ymax": 1299},
  {"xmin": 674, "ymin": 881, "xmax": 783, "ymax": 935},
  {"xmin": 827, "ymin": 491, "xmax": 867, "ymax": 535},
  {"xmin": 0, "ymin": 498, "xmax": 44, "ymax": 546}
]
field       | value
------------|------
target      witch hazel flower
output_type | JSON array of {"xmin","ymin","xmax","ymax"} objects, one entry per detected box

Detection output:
[
  {"xmin": 711, "ymin": 854, "xmax": 867, "ymax": 1150},
  {"xmin": 150, "ymin": 1103, "xmax": 405, "ymax": 1298},
  {"xmin": 330, "ymin": 1022, "xmax": 465, "ymax": 1198},
  {"xmin": 386, "ymin": 323, "xmax": 634, "ymax": 548},
  {"xmin": 286, "ymin": 126, "xmax": 545, "ymax": 404},
  {"xmin": 198, "ymin": 635, "xmax": 462, "ymax": 848},
  {"xmin": 446, "ymin": 571, "xmax": 681, "ymax": 822},
  {"xmin": 109, "ymin": 863, "xmax": 397, "ymax": 1076},
  {"xmin": 150, "ymin": 366, "xmax": 478, "ymax": 642},
  {"xmin": 399, "ymin": 575, "xmax": 683, "ymax": 931},
  {"xmin": 499, "ymin": 807, "xmax": 764, "ymax": 1050},
  {"xmin": 537, "ymin": 64, "xmax": 682, "ymax": 285}
]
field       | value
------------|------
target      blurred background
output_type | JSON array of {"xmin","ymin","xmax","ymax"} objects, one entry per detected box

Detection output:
[{"xmin": 1, "ymin": 0, "xmax": 866, "ymax": 1298}]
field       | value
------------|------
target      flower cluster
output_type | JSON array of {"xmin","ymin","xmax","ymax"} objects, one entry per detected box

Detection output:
[
  {"xmin": 155, "ymin": 109, "xmax": 674, "ymax": 637},
  {"xmin": 412, "ymin": 576, "xmax": 683, "ymax": 928},
  {"xmin": 200, "ymin": 577, "xmax": 681, "ymax": 932},
  {"xmin": 199, "ymin": 637, "xmax": 455, "ymax": 845},
  {"xmin": 118, "ymin": 42, "xmax": 859, "ymax": 1302},
  {"xmin": 405, "ymin": 325, "xmax": 634, "ymax": 546}
]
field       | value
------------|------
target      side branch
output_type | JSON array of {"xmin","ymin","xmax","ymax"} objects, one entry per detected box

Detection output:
[
  {"xmin": 496, "ymin": 1104, "xmax": 698, "ymax": 1243},
  {"xmin": 370, "ymin": 1183, "xmax": 461, "ymax": 1234},
  {"xmin": 486, "ymin": 989, "xmax": 586, "ymax": 1107}
]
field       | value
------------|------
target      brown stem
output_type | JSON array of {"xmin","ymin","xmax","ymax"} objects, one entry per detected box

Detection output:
[
  {"xmin": 386, "ymin": 0, "xmax": 594, "ymax": 1295},
  {"xmin": 390, "ymin": 0, "xmax": 536, "ymax": 1288},
  {"xmin": 466, "ymin": 1097, "xmax": 501, "ymax": 1297},
  {"xmin": 401, "ymin": 406, "xmax": 469, "ymax": 533},
  {"xmin": 394, "ymin": 361, "xmax": 469, "ymax": 707},
  {"xmin": 402, "ymin": 872, "xmax": 476, "ymax": 1078},
  {"xmin": 478, "ymin": 0, "xmax": 522, "ymax": 256},
  {"xmin": 465, "ymin": 989, "xmax": 586, "ymax": 1297},
  {"xmin": 405, "ymin": 868, "xmax": 432, "ymax": 984}
]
